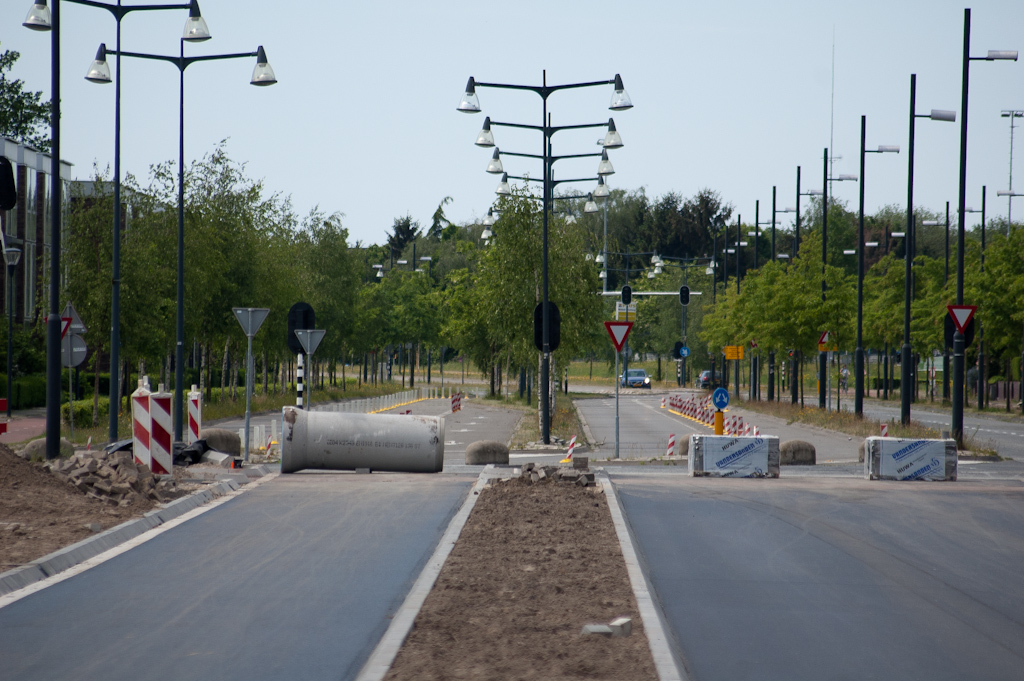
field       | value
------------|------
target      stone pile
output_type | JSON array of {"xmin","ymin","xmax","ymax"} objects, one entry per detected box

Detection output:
[
  {"xmin": 43, "ymin": 449, "xmax": 180, "ymax": 507},
  {"xmin": 518, "ymin": 462, "xmax": 596, "ymax": 487}
]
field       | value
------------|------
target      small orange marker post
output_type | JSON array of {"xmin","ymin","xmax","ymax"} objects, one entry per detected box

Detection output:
[{"xmin": 714, "ymin": 410, "xmax": 724, "ymax": 435}]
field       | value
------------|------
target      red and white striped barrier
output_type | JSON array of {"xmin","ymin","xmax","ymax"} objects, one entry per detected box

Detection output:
[
  {"xmin": 451, "ymin": 392, "xmax": 462, "ymax": 412},
  {"xmin": 560, "ymin": 435, "xmax": 577, "ymax": 463},
  {"xmin": 880, "ymin": 423, "xmax": 889, "ymax": 437},
  {"xmin": 149, "ymin": 385, "xmax": 173, "ymax": 475},
  {"xmin": 131, "ymin": 378, "xmax": 152, "ymax": 469},
  {"xmin": 666, "ymin": 433, "xmax": 676, "ymax": 457},
  {"xmin": 661, "ymin": 396, "xmax": 666, "ymax": 409},
  {"xmin": 187, "ymin": 384, "xmax": 202, "ymax": 445}
]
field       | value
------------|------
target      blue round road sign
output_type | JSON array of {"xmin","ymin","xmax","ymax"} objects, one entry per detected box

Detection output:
[
  {"xmin": 712, "ymin": 387, "xmax": 730, "ymax": 410},
  {"xmin": 680, "ymin": 346, "xmax": 690, "ymax": 358}
]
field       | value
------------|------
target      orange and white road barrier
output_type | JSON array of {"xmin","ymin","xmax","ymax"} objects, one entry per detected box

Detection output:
[
  {"xmin": 187, "ymin": 384, "xmax": 202, "ymax": 445},
  {"xmin": 149, "ymin": 384, "xmax": 173, "ymax": 475},
  {"xmin": 560, "ymin": 435, "xmax": 577, "ymax": 463},
  {"xmin": 131, "ymin": 377, "xmax": 152, "ymax": 469},
  {"xmin": 451, "ymin": 392, "xmax": 462, "ymax": 413},
  {"xmin": 666, "ymin": 433, "xmax": 676, "ymax": 457},
  {"xmin": 880, "ymin": 423, "xmax": 889, "ymax": 437}
]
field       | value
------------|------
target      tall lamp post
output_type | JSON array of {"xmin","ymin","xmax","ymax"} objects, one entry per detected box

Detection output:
[
  {"xmin": 855, "ymin": 116, "xmax": 900, "ymax": 417},
  {"xmin": 964, "ymin": 197, "xmax": 985, "ymax": 409},
  {"xmin": 952, "ymin": 9, "xmax": 1017, "ymax": 442},
  {"xmin": 24, "ymin": 0, "xmax": 196, "ymax": 443},
  {"xmin": 460, "ymin": 71, "xmax": 632, "ymax": 444},
  {"xmin": 5, "ymin": 247, "xmax": 21, "ymax": 418},
  {"xmin": 902, "ymin": 73, "xmax": 956, "ymax": 425},
  {"xmin": 87, "ymin": 40, "xmax": 276, "ymax": 442},
  {"xmin": 1001, "ymin": 110, "xmax": 1024, "ymax": 228}
]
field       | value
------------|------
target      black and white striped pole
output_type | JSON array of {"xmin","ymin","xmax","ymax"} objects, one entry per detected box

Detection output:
[{"xmin": 295, "ymin": 330, "xmax": 325, "ymax": 410}]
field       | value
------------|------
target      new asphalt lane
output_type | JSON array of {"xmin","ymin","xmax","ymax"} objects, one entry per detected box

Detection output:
[
  {"xmin": 611, "ymin": 473, "xmax": 1024, "ymax": 681},
  {"xmin": 0, "ymin": 472, "xmax": 475, "ymax": 681}
]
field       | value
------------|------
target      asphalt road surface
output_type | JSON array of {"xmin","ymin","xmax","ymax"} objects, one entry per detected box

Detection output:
[
  {"xmin": 612, "ymin": 473, "xmax": 1024, "ymax": 681},
  {"xmin": 0, "ymin": 473, "xmax": 474, "ymax": 681}
]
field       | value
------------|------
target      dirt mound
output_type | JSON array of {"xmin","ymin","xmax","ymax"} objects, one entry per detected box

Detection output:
[
  {"xmin": 384, "ymin": 474, "xmax": 657, "ymax": 680},
  {"xmin": 0, "ymin": 445, "xmax": 155, "ymax": 571}
]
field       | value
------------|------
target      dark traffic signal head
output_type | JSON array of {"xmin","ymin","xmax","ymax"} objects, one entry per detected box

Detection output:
[
  {"xmin": 679, "ymin": 285, "xmax": 690, "ymax": 306},
  {"xmin": 621, "ymin": 285, "xmax": 632, "ymax": 305}
]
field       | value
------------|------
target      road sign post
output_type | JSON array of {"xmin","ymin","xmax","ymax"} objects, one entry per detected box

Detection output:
[
  {"xmin": 233, "ymin": 307, "xmax": 270, "ymax": 461},
  {"xmin": 712, "ymin": 387, "xmax": 729, "ymax": 435},
  {"xmin": 295, "ymin": 329, "xmax": 326, "ymax": 411},
  {"xmin": 605, "ymin": 321, "xmax": 633, "ymax": 460}
]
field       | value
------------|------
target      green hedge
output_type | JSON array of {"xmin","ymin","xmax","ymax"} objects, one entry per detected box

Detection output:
[
  {"xmin": 0, "ymin": 374, "xmax": 48, "ymax": 409},
  {"xmin": 61, "ymin": 396, "xmax": 110, "ymax": 429}
]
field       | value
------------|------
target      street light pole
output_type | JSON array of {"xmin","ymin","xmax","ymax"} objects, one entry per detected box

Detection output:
[
  {"xmin": 460, "ymin": 72, "xmax": 631, "ymax": 444},
  {"xmin": 1001, "ymin": 110, "xmax": 1024, "ymax": 227},
  {"xmin": 5, "ymin": 248, "xmax": 21, "ymax": 418},
  {"xmin": 95, "ymin": 42, "xmax": 276, "ymax": 442},
  {"xmin": 953, "ymin": 8, "xmax": 1018, "ymax": 442}
]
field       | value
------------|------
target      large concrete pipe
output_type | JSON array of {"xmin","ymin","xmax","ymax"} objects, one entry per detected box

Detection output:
[{"xmin": 281, "ymin": 407, "xmax": 445, "ymax": 474}]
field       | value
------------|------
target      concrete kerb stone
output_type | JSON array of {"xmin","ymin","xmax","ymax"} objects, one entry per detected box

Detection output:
[
  {"xmin": 573, "ymin": 399, "xmax": 598, "ymax": 448},
  {"xmin": 355, "ymin": 466, "xmax": 492, "ymax": 681},
  {"xmin": 0, "ymin": 468, "xmax": 273, "ymax": 598},
  {"xmin": 597, "ymin": 470, "xmax": 688, "ymax": 681}
]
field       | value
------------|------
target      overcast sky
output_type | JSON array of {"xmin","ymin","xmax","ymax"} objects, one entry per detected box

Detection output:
[{"xmin": 4, "ymin": 0, "xmax": 1024, "ymax": 247}]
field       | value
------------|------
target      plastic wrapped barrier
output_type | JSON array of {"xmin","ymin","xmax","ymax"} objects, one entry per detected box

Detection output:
[
  {"xmin": 281, "ymin": 407, "xmax": 445, "ymax": 474},
  {"xmin": 864, "ymin": 437, "xmax": 957, "ymax": 481},
  {"xmin": 689, "ymin": 435, "xmax": 780, "ymax": 478}
]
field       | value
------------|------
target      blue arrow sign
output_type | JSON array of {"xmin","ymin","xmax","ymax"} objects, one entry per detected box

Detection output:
[
  {"xmin": 712, "ymin": 387, "xmax": 730, "ymax": 410},
  {"xmin": 680, "ymin": 346, "xmax": 690, "ymax": 358}
]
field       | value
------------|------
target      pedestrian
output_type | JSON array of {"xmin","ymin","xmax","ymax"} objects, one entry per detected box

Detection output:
[{"xmin": 840, "ymin": 364, "xmax": 850, "ymax": 394}]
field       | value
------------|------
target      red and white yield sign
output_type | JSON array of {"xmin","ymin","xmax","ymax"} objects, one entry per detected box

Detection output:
[
  {"xmin": 947, "ymin": 305, "xmax": 977, "ymax": 334},
  {"xmin": 604, "ymin": 321, "xmax": 634, "ymax": 352}
]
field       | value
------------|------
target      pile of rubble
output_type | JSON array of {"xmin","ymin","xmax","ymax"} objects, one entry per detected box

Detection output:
[
  {"xmin": 42, "ymin": 449, "xmax": 181, "ymax": 507},
  {"xmin": 517, "ymin": 462, "xmax": 596, "ymax": 487}
]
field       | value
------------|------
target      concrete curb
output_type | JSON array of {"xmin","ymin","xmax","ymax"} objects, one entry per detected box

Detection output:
[
  {"xmin": 0, "ymin": 469, "xmax": 271, "ymax": 598},
  {"xmin": 355, "ymin": 466, "xmax": 492, "ymax": 681},
  {"xmin": 597, "ymin": 470, "xmax": 688, "ymax": 681},
  {"xmin": 573, "ymin": 398, "xmax": 598, "ymax": 448}
]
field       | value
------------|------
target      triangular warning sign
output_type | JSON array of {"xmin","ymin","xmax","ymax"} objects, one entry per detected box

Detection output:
[
  {"xmin": 61, "ymin": 317, "xmax": 72, "ymax": 339},
  {"xmin": 947, "ymin": 305, "xmax": 977, "ymax": 334},
  {"xmin": 604, "ymin": 321, "xmax": 633, "ymax": 352}
]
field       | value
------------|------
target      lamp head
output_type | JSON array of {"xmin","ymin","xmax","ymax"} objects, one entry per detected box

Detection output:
[
  {"xmin": 458, "ymin": 77, "xmax": 481, "ymax": 113},
  {"xmin": 23, "ymin": 1, "xmax": 51, "ymax": 31},
  {"xmin": 877, "ymin": 145, "xmax": 900, "ymax": 153},
  {"xmin": 602, "ymin": 118, "xmax": 623, "ymax": 149},
  {"xmin": 4, "ymin": 248, "xmax": 21, "ymax": 268},
  {"xmin": 486, "ymin": 148, "xmax": 503, "ymax": 174},
  {"xmin": 481, "ymin": 227, "xmax": 493, "ymax": 239},
  {"xmin": 85, "ymin": 44, "xmax": 112, "ymax": 84},
  {"xmin": 584, "ymin": 194, "xmax": 599, "ymax": 214},
  {"xmin": 595, "ymin": 253, "xmax": 605, "ymax": 264},
  {"xmin": 250, "ymin": 46, "xmax": 277, "ymax": 86},
  {"xmin": 475, "ymin": 116, "xmax": 495, "ymax": 147},
  {"xmin": 182, "ymin": 0, "xmax": 212, "ymax": 42},
  {"xmin": 495, "ymin": 172, "xmax": 511, "ymax": 196},
  {"xmin": 609, "ymin": 73, "xmax": 633, "ymax": 111},
  {"xmin": 597, "ymin": 149, "xmax": 615, "ymax": 176},
  {"xmin": 986, "ymin": 50, "xmax": 1018, "ymax": 61},
  {"xmin": 593, "ymin": 176, "xmax": 610, "ymax": 198},
  {"xmin": 930, "ymin": 109, "xmax": 956, "ymax": 122}
]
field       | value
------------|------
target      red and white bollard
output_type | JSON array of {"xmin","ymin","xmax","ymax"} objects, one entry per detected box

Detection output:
[
  {"xmin": 661, "ymin": 396, "xmax": 666, "ymax": 409},
  {"xmin": 149, "ymin": 384, "xmax": 173, "ymax": 475},
  {"xmin": 187, "ymin": 384, "xmax": 202, "ymax": 445},
  {"xmin": 131, "ymin": 378, "xmax": 152, "ymax": 469},
  {"xmin": 666, "ymin": 433, "xmax": 676, "ymax": 457},
  {"xmin": 451, "ymin": 392, "xmax": 462, "ymax": 413},
  {"xmin": 880, "ymin": 423, "xmax": 889, "ymax": 437}
]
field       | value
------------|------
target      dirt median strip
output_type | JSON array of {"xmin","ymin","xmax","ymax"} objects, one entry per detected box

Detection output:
[{"xmin": 378, "ymin": 468, "xmax": 658, "ymax": 681}]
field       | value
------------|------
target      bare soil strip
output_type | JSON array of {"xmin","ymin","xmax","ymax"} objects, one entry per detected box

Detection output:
[{"xmin": 384, "ymin": 475, "xmax": 658, "ymax": 680}]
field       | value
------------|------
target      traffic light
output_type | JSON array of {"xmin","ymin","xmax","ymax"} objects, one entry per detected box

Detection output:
[
  {"xmin": 621, "ymin": 285, "xmax": 632, "ymax": 305},
  {"xmin": 533, "ymin": 302, "xmax": 561, "ymax": 352},
  {"xmin": 679, "ymin": 285, "xmax": 690, "ymax": 306},
  {"xmin": 672, "ymin": 341, "xmax": 683, "ymax": 359}
]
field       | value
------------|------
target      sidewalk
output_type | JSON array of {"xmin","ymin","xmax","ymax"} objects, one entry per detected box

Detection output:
[{"xmin": 1, "ymin": 407, "xmax": 46, "ymax": 446}]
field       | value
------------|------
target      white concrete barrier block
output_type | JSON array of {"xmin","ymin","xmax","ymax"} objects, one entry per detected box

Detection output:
[
  {"xmin": 864, "ymin": 437, "xmax": 957, "ymax": 481},
  {"xmin": 689, "ymin": 435, "xmax": 780, "ymax": 478}
]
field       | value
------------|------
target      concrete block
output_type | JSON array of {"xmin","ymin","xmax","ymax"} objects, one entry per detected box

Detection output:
[
  {"xmin": 780, "ymin": 440, "xmax": 816, "ymax": 465},
  {"xmin": 572, "ymin": 457, "xmax": 589, "ymax": 470},
  {"xmin": 580, "ymin": 624, "xmax": 614, "ymax": 636},
  {"xmin": 609, "ymin": 617, "xmax": 633, "ymax": 637},
  {"xmin": 200, "ymin": 451, "xmax": 233, "ymax": 468},
  {"xmin": 465, "ymin": 440, "xmax": 510, "ymax": 465},
  {"xmin": 199, "ymin": 428, "xmax": 241, "ymax": 457}
]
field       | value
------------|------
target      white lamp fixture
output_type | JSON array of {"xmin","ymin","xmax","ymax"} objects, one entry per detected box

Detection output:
[
  {"xmin": 836, "ymin": 174, "xmax": 858, "ymax": 181},
  {"xmin": 877, "ymin": 145, "xmax": 900, "ymax": 153},
  {"xmin": 866, "ymin": 242, "xmax": 879, "ymax": 247},
  {"xmin": 609, "ymin": 73, "xmax": 633, "ymax": 111},
  {"xmin": 565, "ymin": 214, "xmax": 577, "ymax": 224},
  {"xmin": 891, "ymin": 232, "xmax": 906, "ymax": 238},
  {"xmin": 458, "ymin": 77, "xmax": 481, "ymax": 113},
  {"xmin": 4, "ymin": 248, "xmax": 22, "ymax": 268},
  {"xmin": 584, "ymin": 194, "xmax": 599, "ymax": 213},
  {"xmin": 486, "ymin": 148, "xmax": 503, "ymax": 174},
  {"xmin": 593, "ymin": 176, "xmax": 610, "ymax": 198},
  {"xmin": 23, "ymin": 1, "xmax": 51, "ymax": 30},
  {"xmin": 85, "ymin": 44, "xmax": 112, "ymax": 84},
  {"xmin": 482, "ymin": 208, "xmax": 496, "ymax": 227},
  {"xmin": 481, "ymin": 227, "xmax": 493, "ymax": 239},
  {"xmin": 777, "ymin": 254, "xmax": 790, "ymax": 259},
  {"xmin": 602, "ymin": 118, "xmax": 623, "ymax": 149},
  {"xmin": 599, "ymin": 270, "xmax": 607, "ymax": 279},
  {"xmin": 647, "ymin": 270, "xmax": 656, "ymax": 279},
  {"xmin": 397, "ymin": 260, "xmax": 408, "ymax": 265},
  {"xmin": 930, "ymin": 110, "xmax": 957, "ymax": 122},
  {"xmin": 986, "ymin": 50, "xmax": 1019, "ymax": 61},
  {"xmin": 182, "ymin": 0, "xmax": 212, "ymax": 42},
  {"xmin": 654, "ymin": 265, "xmax": 663, "ymax": 274},
  {"xmin": 922, "ymin": 220, "xmax": 940, "ymax": 226},
  {"xmin": 597, "ymin": 149, "xmax": 614, "ymax": 176},
  {"xmin": 843, "ymin": 249, "xmax": 856, "ymax": 255},
  {"xmin": 250, "ymin": 46, "xmax": 277, "ymax": 86},
  {"xmin": 495, "ymin": 172, "xmax": 511, "ymax": 196},
  {"xmin": 475, "ymin": 117, "xmax": 495, "ymax": 147},
  {"xmin": 806, "ymin": 189, "xmax": 823, "ymax": 196},
  {"xmin": 595, "ymin": 253, "xmax": 606, "ymax": 264}
]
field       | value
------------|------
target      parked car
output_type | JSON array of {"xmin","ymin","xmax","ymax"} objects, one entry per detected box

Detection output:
[
  {"xmin": 698, "ymin": 370, "xmax": 714, "ymax": 389},
  {"xmin": 620, "ymin": 368, "xmax": 652, "ymax": 389}
]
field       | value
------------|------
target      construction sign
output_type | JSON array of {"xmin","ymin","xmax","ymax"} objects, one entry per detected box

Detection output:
[
  {"xmin": 614, "ymin": 302, "xmax": 636, "ymax": 322},
  {"xmin": 724, "ymin": 345, "xmax": 745, "ymax": 360}
]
